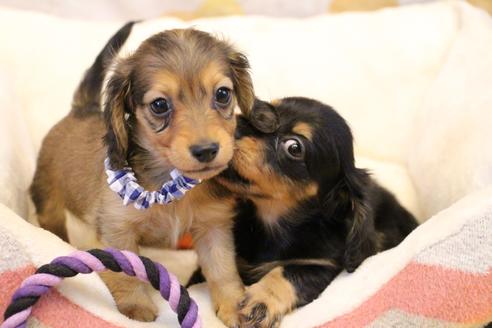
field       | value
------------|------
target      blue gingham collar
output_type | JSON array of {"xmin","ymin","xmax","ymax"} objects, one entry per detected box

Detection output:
[{"xmin": 104, "ymin": 158, "xmax": 201, "ymax": 210}]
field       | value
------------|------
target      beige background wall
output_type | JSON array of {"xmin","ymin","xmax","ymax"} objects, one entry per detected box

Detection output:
[{"xmin": 0, "ymin": 0, "xmax": 490, "ymax": 21}]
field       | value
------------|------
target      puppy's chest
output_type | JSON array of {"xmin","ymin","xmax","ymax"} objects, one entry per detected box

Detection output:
[
  {"xmin": 97, "ymin": 189, "xmax": 194, "ymax": 248},
  {"xmin": 233, "ymin": 201, "xmax": 345, "ymax": 264},
  {"xmin": 135, "ymin": 201, "xmax": 194, "ymax": 247}
]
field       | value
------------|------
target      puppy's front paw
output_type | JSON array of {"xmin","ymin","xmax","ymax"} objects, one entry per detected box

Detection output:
[
  {"xmin": 212, "ymin": 283, "xmax": 244, "ymax": 328},
  {"xmin": 216, "ymin": 301, "xmax": 241, "ymax": 328},
  {"xmin": 118, "ymin": 300, "xmax": 158, "ymax": 322},
  {"xmin": 238, "ymin": 290, "xmax": 283, "ymax": 328},
  {"xmin": 100, "ymin": 270, "xmax": 158, "ymax": 322},
  {"xmin": 238, "ymin": 269, "xmax": 296, "ymax": 328}
]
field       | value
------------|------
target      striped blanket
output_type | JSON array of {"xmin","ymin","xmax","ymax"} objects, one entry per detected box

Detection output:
[{"xmin": 1, "ymin": 186, "xmax": 491, "ymax": 327}]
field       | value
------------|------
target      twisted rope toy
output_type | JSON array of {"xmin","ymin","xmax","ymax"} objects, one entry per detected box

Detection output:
[{"xmin": 1, "ymin": 248, "xmax": 201, "ymax": 328}]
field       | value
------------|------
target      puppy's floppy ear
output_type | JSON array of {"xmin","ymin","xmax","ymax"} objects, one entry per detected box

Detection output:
[
  {"xmin": 228, "ymin": 51, "xmax": 254, "ymax": 117},
  {"xmin": 228, "ymin": 52, "xmax": 279, "ymax": 133},
  {"xmin": 342, "ymin": 168, "xmax": 378, "ymax": 273},
  {"xmin": 103, "ymin": 67, "xmax": 132, "ymax": 169},
  {"xmin": 318, "ymin": 109, "xmax": 378, "ymax": 272},
  {"xmin": 250, "ymin": 98, "xmax": 279, "ymax": 133}
]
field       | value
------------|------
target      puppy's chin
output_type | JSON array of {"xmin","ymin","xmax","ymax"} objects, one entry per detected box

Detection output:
[{"xmin": 179, "ymin": 164, "xmax": 229, "ymax": 180}]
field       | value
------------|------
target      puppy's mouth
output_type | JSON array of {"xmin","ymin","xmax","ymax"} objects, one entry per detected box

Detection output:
[
  {"xmin": 217, "ymin": 166, "xmax": 272, "ymax": 199},
  {"xmin": 180, "ymin": 164, "xmax": 228, "ymax": 179}
]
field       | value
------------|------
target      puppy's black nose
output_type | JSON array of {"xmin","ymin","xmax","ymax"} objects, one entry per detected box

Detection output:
[{"xmin": 190, "ymin": 143, "xmax": 219, "ymax": 163}]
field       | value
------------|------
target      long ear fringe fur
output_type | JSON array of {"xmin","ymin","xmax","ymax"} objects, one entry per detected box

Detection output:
[{"xmin": 343, "ymin": 169, "xmax": 378, "ymax": 273}]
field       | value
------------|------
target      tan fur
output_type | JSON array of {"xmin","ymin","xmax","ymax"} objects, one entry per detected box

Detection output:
[
  {"xmin": 110, "ymin": 94, "xmax": 130, "ymax": 157},
  {"xmin": 253, "ymin": 181, "xmax": 317, "ymax": 226},
  {"xmin": 238, "ymin": 267, "xmax": 297, "ymax": 328},
  {"xmin": 99, "ymin": 271, "xmax": 158, "ymax": 322},
  {"xmin": 188, "ymin": 183, "xmax": 244, "ymax": 327},
  {"xmin": 292, "ymin": 122, "xmax": 313, "ymax": 141},
  {"xmin": 30, "ymin": 29, "xmax": 251, "ymax": 324},
  {"xmin": 147, "ymin": 71, "xmax": 180, "ymax": 99},
  {"xmin": 228, "ymin": 51, "xmax": 254, "ymax": 116}
]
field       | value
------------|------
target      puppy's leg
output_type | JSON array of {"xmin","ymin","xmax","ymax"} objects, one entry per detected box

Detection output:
[
  {"xmin": 192, "ymin": 224, "xmax": 244, "ymax": 328},
  {"xmin": 97, "ymin": 219, "xmax": 158, "ymax": 322},
  {"xmin": 37, "ymin": 203, "xmax": 68, "ymax": 242},
  {"xmin": 31, "ymin": 173, "xmax": 68, "ymax": 241},
  {"xmin": 99, "ymin": 271, "xmax": 157, "ymax": 322},
  {"xmin": 239, "ymin": 264, "xmax": 339, "ymax": 328}
]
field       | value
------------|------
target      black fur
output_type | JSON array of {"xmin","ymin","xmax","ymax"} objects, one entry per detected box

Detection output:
[
  {"xmin": 191, "ymin": 97, "xmax": 418, "ymax": 312},
  {"xmin": 72, "ymin": 21, "xmax": 135, "ymax": 117},
  {"xmin": 248, "ymin": 98, "xmax": 279, "ymax": 133}
]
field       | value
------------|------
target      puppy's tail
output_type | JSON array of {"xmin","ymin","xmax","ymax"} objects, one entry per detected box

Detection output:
[{"xmin": 71, "ymin": 21, "xmax": 135, "ymax": 116}]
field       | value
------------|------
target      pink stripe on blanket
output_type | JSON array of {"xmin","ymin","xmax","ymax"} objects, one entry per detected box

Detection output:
[
  {"xmin": 33, "ymin": 288, "xmax": 123, "ymax": 328},
  {"xmin": 320, "ymin": 262, "xmax": 492, "ymax": 327},
  {"xmin": 0, "ymin": 266, "xmax": 35, "ymax": 314},
  {"xmin": 1, "ymin": 265, "xmax": 123, "ymax": 328}
]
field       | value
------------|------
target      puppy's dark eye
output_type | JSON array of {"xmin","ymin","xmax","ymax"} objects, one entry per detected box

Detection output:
[
  {"xmin": 282, "ymin": 138, "xmax": 304, "ymax": 159},
  {"xmin": 150, "ymin": 98, "xmax": 171, "ymax": 116},
  {"xmin": 215, "ymin": 87, "xmax": 232, "ymax": 107}
]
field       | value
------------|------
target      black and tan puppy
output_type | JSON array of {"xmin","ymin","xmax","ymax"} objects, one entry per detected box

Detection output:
[
  {"xmin": 191, "ymin": 97, "xmax": 419, "ymax": 327},
  {"xmin": 30, "ymin": 22, "xmax": 261, "ymax": 324}
]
